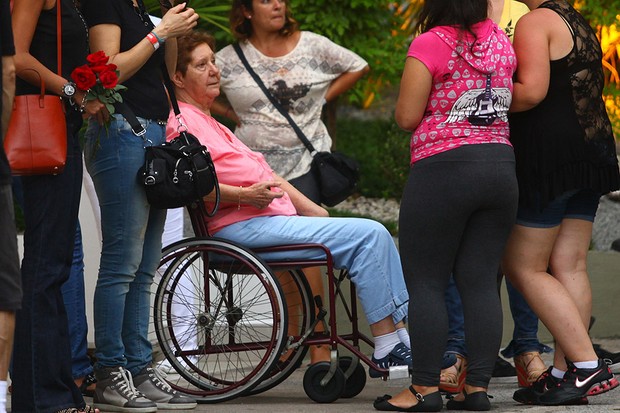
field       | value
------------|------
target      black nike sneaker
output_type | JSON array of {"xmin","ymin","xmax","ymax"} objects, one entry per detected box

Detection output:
[
  {"xmin": 514, "ymin": 367, "xmax": 590, "ymax": 406},
  {"xmin": 513, "ymin": 367, "xmax": 555, "ymax": 404},
  {"xmin": 538, "ymin": 359, "xmax": 619, "ymax": 406}
]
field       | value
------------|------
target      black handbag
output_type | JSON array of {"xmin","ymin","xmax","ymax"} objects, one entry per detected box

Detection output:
[
  {"xmin": 141, "ymin": 131, "xmax": 218, "ymax": 210},
  {"xmin": 311, "ymin": 151, "xmax": 360, "ymax": 206},
  {"xmin": 233, "ymin": 43, "xmax": 359, "ymax": 207},
  {"xmin": 137, "ymin": 65, "xmax": 219, "ymax": 212}
]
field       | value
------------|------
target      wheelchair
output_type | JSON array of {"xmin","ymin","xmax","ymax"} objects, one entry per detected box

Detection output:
[{"xmin": 150, "ymin": 201, "xmax": 408, "ymax": 404}]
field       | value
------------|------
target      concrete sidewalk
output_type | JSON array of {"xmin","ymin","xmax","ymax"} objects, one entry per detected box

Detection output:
[
  {"xmin": 147, "ymin": 340, "xmax": 620, "ymax": 412},
  {"xmin": 150, "ymin": 250, "xmax": 620, "ymax": 413}
]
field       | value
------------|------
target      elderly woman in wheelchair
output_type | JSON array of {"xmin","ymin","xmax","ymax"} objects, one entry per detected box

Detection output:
[{"xmin": 165, "ymin": 30, "xmax": 410, "ymax": 379}]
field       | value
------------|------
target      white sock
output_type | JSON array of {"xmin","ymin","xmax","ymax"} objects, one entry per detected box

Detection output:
[
  {"xmin": 396, "ymin": 327, "xmax": 411, "ymax": 349},
  {"xmin": 551, "ymin": 367, "xmax": 566, "ymax": 379},
  {"xmin": 373, "ymin": 331, "xmax": 400, "ymax": 359},
  {"xmin": 0, "ymin": 381, "xmax": 7, "ymax": 413},
  {"xmin": 573, "ymin": 360, "xmax": 599, "ymax": 369}
]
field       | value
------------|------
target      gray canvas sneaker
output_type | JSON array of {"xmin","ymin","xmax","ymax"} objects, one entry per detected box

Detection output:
[
  {"xmin": 93, "ymin": 366, "xmax": 157, "ymax": 413},
  {"xmin": 133, "ymin": 365, "xmax": 198, "ymax": 410}
]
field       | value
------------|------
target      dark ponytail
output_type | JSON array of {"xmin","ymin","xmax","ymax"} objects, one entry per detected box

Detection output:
[{"xmin": 414, "ymin": 0, "xmax": 488, "ymax": 36}]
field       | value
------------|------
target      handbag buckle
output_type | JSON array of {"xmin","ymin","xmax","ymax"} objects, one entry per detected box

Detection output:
[{"xmin": 132, "ymin": 125, "xmax": 147, "ymax": 137}]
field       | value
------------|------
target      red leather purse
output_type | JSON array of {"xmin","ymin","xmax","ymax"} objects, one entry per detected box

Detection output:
[{"xmin": 3, "ymin": 1, "xmax": 67, "ymax": 175}]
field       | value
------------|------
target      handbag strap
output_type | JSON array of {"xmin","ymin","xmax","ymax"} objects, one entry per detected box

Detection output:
[
  {"xmin": 161, "ymin": 63, "xmax": 183, "ymax": 118},
  {"xmin": 232, "ymin": 43, "xmax": 318, "ymax": 155},
  {"xmin": 112, "ymin": 63, "xmax": 180, "ymax": 137},
  {"xmin": 56, "ymin": 0, "xmax": 62, "ymax": 76}
]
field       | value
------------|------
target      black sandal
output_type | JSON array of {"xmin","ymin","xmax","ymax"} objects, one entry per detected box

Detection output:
[
  {"xmin": 374, "ymin": 386, "xmax": 443, "ymax": 412},
  {"xmin": 446, "ymin": 390, "xmax": 491, "ymax": 411},
  {"xmin": 78, "ymin": 372, "xmax": 97, "ymax": 398}
]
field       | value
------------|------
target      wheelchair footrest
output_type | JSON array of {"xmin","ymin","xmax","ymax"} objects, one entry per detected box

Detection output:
[{"xmin": 388, "ymin": 365, "xmax": 410, "ymax": 380}]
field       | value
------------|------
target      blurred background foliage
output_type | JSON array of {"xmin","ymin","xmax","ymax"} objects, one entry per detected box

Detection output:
[{"xmin": 142, "ymin": 0, "xmax": 620, "ymax": 201}]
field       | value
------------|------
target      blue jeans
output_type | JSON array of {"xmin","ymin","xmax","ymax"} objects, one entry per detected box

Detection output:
[
  {"xmin": 62, "ymin": 221, "xmax": 93, "ymax": 379},
  {"xmin": 445, "ymin": 276, "xmax": 552, "ymax": 358},
  {"xmin": 501, "ymin": 279, "xmax": 553, "ymax": 358},
  {"xmin": 215, "ymin": 216, "xmax": 408, "ymax": 325},
  {"xmin": 84, "ymin": 114, "xmax": 167, "ymax": 375},
  {"xmin": 444, "ymin": 277, "xmax": 467, "ymax": 357},
  {"xmin": 12, "ymin": 111, "xmax": 85, "ymax": 413}
]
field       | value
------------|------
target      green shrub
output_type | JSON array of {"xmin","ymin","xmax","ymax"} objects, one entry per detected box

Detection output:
[
  {"xmin": 335, "ymin": 117, "xmax": 410, "ymax": 200},
  {"xmin": 603, "ymin": 85, "xmax": 620, "ymax": 140}
]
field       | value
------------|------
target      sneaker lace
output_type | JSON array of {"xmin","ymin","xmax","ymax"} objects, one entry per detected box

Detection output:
[
  {"xmin": 149, "ymin": 367, "xmax": 176, "ymax": 394},
  {"xmin": 393, "ymin": 344, "xmax": 412, "ymax": 361},
  {"xmin": 111, "ymin": 367, "xmax": 144, "ymax": 400}
]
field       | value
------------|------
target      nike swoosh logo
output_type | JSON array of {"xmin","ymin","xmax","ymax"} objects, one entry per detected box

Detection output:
[{"xmin": 575, "ymin": 369, "xmax": 603, "ymax": 388}]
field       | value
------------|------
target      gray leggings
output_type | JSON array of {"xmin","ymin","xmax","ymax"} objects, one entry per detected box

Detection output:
[{"xmin": 399, "ymin": 144, "xmax": 518, "ymax": 387}]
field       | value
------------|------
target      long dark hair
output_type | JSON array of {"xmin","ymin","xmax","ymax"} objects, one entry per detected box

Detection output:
[
  {"xmin": 229, "ymin": 0, "xmax": 298, "ymax": 41},
  {"xmin": 414, "ymin": 0, "xmax": 487, "ymax": 36}
]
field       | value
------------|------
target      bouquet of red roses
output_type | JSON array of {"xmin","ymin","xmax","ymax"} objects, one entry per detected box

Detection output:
[{"xmin": 71, "ymin": 51, "xmax": 126, "ymax": 114}]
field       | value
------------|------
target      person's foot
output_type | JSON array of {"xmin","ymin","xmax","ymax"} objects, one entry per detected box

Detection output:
[
  {"xmin": 538, "ymin": 359, "xmax": 619, "ymax": 405},
  {"xmin": 491, "ymin": 355, "xmax": 516, "ymax": 383},
  {"xmin": 446, "ymin": 390, "xmax": 491, "ymax": 411},
  {"xmin": 374, "ymin": 386, "xmax": 442, "ymax": 412},
  {"xmin": 93, "ymin": 366, "xmax": 157, "ymax": 413},
  {"xmin": 133, "ymin": 366, "xmax": 197, "ymax": 410},
  {"xmin": 76, "ymin": 372, "xmax": 97, "ymax": 398},
  {"xmin": 513, "ymin": 366, "xmax": 590, "ymax": 406},
  {"xmin": 439, "ymin": 355, "xmax": 466, "ymax": 394},
  {"xmin": 309, "ymin": 344, "xmax": 331, "ymax": 365},
  {"xmin": 514, "ymin": 351, "xmax": 547, "ymax": 387},
  {"xmin": 369, "ymin": 342, "xmax": 412, "ymax": 378},
  {"xmin": 78, "ymin": 405, "xmax": 99, "ymax": 413},
  {"xmin": 593, "ymin": 343, "xmax": 620, "ymax": 374}
]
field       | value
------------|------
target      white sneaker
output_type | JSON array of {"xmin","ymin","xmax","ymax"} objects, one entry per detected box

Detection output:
[
  {"xmin": 133, "ymin": 366, "xmax": 197, "ymax": 410},
  {"xmin": 93, "ymin": 366, "xmax": 157, "ymax": 413}
]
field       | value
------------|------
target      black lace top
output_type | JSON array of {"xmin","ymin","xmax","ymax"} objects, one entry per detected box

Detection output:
[{"xmin": 509, "ymin": 0, "xmax": 619, "ymax": 209}]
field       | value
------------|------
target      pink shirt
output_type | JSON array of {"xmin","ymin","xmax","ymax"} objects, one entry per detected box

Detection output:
[
  {"xmin": 408, "ymin": 20, "xmax": 516, "ymax": 164},
  {"xmin": 166, "ymin": 102, "xmax": 297, "ymax": 235}
]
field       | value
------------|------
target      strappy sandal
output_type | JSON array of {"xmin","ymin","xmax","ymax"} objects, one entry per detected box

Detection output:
[
  {"xmin": 514, "ymin": 351, "xmax": 547, "ymax": 387},
  {"xmin": 54, "ymin": 405, "xmax": 98, "ymax": 413},
  {"xmin": 373, "ymin": 386, "xmax": 443, "ymax": 412},
  {"xmin": 439, "ymin": 354, "xmax": 466, "ymax": 394}
]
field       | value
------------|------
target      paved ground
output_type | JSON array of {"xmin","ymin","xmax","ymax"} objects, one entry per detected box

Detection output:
[
  {"xmin": 11, "ymin": 235, "xmax": 620, "ymax": 412},
  {"xmin": 154, "ymin": 359, "xmax": 619, "ymax": 413},
  {"xmin": 122, "ymin": 340, "xmax": 620, "ymax": 413}
]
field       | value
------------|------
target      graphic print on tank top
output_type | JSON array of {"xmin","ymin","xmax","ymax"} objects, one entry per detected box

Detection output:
[
  {"xmin": 446, "ymin": 73, "xmax": 511, "ymax": 126},
  {"xmin": 268, "ymin": 80, "xmax": 311, "ymax": 112}
]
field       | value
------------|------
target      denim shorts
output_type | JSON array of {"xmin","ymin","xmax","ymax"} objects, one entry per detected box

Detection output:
[{"xmin": 516, "ymin": 188, "xmax": 600, "ymax": 228}]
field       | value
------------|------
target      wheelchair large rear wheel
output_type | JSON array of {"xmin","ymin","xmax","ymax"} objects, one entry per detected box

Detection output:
[{"xmin": 152, "ymin": 237, "xmax": 288, "ymax": 403}]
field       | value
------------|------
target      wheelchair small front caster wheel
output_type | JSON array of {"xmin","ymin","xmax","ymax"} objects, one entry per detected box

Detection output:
[
  {"xmin": 339, "ymin": 356, "xmax": 367, "ymax": 398},
  {"xmin": 303, "ymin": 361, "xmax": 345, "ymax": 403}
]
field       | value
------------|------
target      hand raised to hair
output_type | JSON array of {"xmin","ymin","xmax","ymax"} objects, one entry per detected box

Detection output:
[
  {"xmin": 243, "ymin": 181, "xmax": 284, "ymax": 210},
  {"xmin": 153, "ymin": 3, "xmax": 199, "ymax": 41}
]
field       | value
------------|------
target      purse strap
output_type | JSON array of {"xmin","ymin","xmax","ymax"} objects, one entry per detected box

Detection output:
[
  {"xmin": 56, "ymin": 0, "xmax": 62, "ymax": 76},
  {"xmin": 116, "ymin": 63, "xmax": 183, "ymax": 137},
  {"xmin": 232, "ymin": 43, "xmax": 318, "ymax": 155}
]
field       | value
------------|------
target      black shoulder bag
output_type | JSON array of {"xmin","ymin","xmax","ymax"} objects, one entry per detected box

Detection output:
[
  {"xmin": 137, "ymin": 65, "xmax": 220, "ymax": 213},
  {"xmin": 233, "ymin": 43, "xmax": 359, "ymax": 207}
]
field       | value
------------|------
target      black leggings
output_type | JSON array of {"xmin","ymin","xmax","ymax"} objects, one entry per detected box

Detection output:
[{"xmin": 399, "ymin": 144, "xmax": 518, "ymax": 387}]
